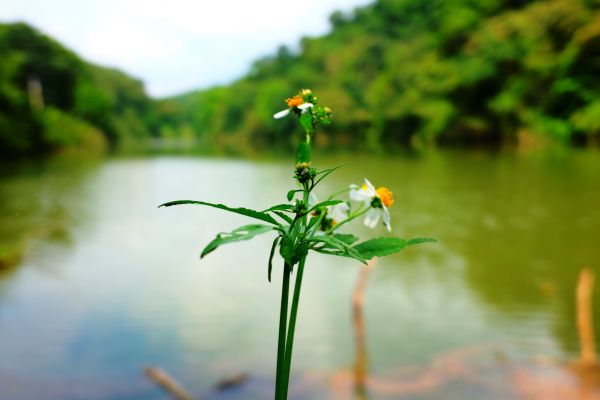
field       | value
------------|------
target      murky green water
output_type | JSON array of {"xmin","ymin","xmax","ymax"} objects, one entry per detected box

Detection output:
[{"xmin": 0, "ymin": 149, "xmax": 599, "ymax": 399}]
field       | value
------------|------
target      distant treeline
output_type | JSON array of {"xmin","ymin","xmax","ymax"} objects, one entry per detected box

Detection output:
[
  {"xmin": 2, "ymin": 0, "xmax": 600, "ymax": 156},
  {"xmin": 0, "ymin": 22, "xmax": 161, "ymax": 155},
  {"xmin": 167, "ymin": 0, "xmax": 600, "ymax": 151}
]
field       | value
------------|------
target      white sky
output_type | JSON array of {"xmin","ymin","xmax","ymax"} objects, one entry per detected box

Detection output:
[{"xmin": 0, "ymin": 0, "xmax": 372, "ymax": 97}]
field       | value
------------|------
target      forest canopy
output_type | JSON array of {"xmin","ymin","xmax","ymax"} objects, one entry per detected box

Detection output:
[
  {"xmin": 1, "ymin": 0, "xmax": 600, "ymax": 155},
  {"xmin": 0, "ymin": 22, "xmax": 158, "ymax": 155},
  {"xmin": 166, "ymin": 0, "xmax": 600, "ymax": 151}
]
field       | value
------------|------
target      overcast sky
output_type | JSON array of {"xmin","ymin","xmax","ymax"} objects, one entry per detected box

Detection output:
[{"xmin": 1, "ymin": 0, "xmax": 372, "ymax": 97}]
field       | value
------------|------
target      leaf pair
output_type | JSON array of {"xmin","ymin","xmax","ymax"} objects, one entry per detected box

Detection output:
[
  {"xmin": 159, "ymin": 199, "xmax": 436, "ymax": 279},
  {"xmin": 158, "ymin": 199, "xmax": 282, "ymax": 260}
]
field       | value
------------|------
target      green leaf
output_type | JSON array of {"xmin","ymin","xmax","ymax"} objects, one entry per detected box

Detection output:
[
  {"xmin": 309, "ymin": 235, "xmax": 367, "ymax": 264},
  {"xmin": 353, "ymin": 237, "xmax": 436, "ymax": 260},
  {"xmin": 279, "ymin": 236, "xmax": 307, "ymax": 266},
  {"xmin": 279, "ymin": 236, "xmax": 296, "ymax": 266},
  {"xmin": 287, "ymin": 190, "xmax": 302, "ymax": 202},
  {"xmin": 331, "ymin": 233, "xmax": 359, "ymax": 245},
  {"xmin": 201, "ymin": 224, "xmax": 275, "ymax": 258},
  {"xmin": 263, "ymin": 204, "xmax": 294, "ymax": 213},
  {"xmin": 307, "ymin": 215, "xmax": 320, "ymax": 231},
  {"xmin": 273, "ymin": 211, "xmax": 293, "ymax": 224},
  {"xmin": 296, "ymin": 141, "xmax": 311, "ymax": 163},
  {"xmin": 313, "ymin": 163, "xmax": 347, "ymax": 188},
  {"xmin": 159, "ymin": 200, "xmax": 279, "ymax": 225},
  {"xmin": 308, "ymin": 199, "xmax": 343, "ymax": 213},
  {"xmin": 299, "ymin": 113, "xmax": 313, "ymax": 133},
  {"xmin": 268, "ymin": 236, "xmax": 281, "ymax": 282},
  {"xmin": 293, "ymin": 242, "xmax": 309, "ymax": 266}
]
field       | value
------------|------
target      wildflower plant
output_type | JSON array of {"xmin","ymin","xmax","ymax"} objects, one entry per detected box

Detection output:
[{"xmin": 159, "ymin": 89, "xmax": 435, "ymax": 399}]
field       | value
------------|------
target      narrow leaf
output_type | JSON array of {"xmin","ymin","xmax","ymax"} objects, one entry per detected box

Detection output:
[
  {"xmin": 263, "ymin": 204, "xmax": 295, "ymax": 213},
  {"xmin": 308, "ymin": 199, "xmax": 343, "ymax": 213},
  {"xmin": 201, "ymin": 224, "xmax": 275, "ymax": 258},
  {"xmin": 313, "ymin": 163, "xmax": 348, "ymax": 187},
  {"xmin": 353, "ymin": 237, "xmax": 436, "ymax": 260},
  {"xmin": 273, "ymin": 211, "xmax": 293, "ymax": 224},
  {"xmin": 159, "ymin": 200, "xmax": 279, "ymax": 225},
  {"xmin": 307, "ymin": 215, "xmax": 320, "ymax": 231},
  {"xmin": 311, "ymin": 245, "xmax": 367, "ymax": 265},
  {"xmin": 268, "ymin": 236, "xmax": 281, "ymax": 282},
  {"xmin": 309, "ymin": 235, "xmax": 367, "ymax": 264},
  {"xmin": 287, "ymin": 190, "xmax": 302, "ymax": 202},
  {"xmin": 331, "ymin": 233, "xmax": 359, "ymax": 245}
]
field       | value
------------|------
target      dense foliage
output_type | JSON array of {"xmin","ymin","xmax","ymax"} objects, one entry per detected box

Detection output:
[
  {"xmin": 2, "ymin": 0, "xmax": 600, "ymax": 155},
  {"xmin": 164, "ymin": 0, "xmax": 600, "ymax": 150},
  {"xmin": 0, "ymin": 22, "xmax": 158, "ymax": 155}
]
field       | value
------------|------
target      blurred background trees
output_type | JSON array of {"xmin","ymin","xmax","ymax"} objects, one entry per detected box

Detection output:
[{"xmin": 1, "ymin": 0, "xmax": 600, "ymax": 156}]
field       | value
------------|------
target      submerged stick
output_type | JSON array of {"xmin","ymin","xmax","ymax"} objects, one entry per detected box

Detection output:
[
  {"xmin": 352, "ymin": 259, "xmax": 376, "ymax": 396},
  {"xmin": 144, "ymin": 366, "xmax": 194, "ymax": 400},
  {"xmin": 214, "ymin": 373, "xmax": 249, "ymax": 391},
  {"xmin": 576, "ymin": 268, "xmax": 596, "ymax": 366}
]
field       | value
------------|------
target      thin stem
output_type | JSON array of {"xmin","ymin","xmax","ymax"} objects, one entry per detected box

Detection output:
[
  {"xmin": 327, "ymin": 187, "xmax": 351, "ymax": 201},
  {"xmin": 275, "ymin": 127, "xmax": 311, "ymax": 399},
  {"xmin": 325, "ymin": 206, "xmax": 370, "ymax": 235},
  {"xmin": 282, "ymin": 254, "xmax": 307, "ymax": 398},
  {"xmin": 275, "ymin": 262, "xmax": 291, "ymax": 399},
  {"xmin": 304, "ymin": 211, "xmax": 326, "ymax": 240}
]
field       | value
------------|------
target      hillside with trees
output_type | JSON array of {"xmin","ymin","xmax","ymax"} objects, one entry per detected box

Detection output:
[
  {"xmin": 2, "ymin": 0, "xmax": 600, "ymax": 156},
  {"xmin": 163, "ymin": 0, "xmax": 600, "ymax": 152},
  {"xmin": 0, "ymin": 22, "xmax": 158, "ymax": 156}
]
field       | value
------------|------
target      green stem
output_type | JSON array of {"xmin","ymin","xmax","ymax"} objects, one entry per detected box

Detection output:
[
  {"xmin": 275, "ymin": 262, "xmax": 291, "ymax": 399},
  {"xmin": 282, "ymin": 254, "xmax": 307, "ymax": 398},
  {"xmin": 276, "ymin": 129, "xmax": 311, "ymax": 399},
  {"xmin": 326, "ymin": 187, "xmax": 351, "ymax": 201}
]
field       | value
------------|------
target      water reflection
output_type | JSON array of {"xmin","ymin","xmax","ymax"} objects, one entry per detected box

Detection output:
[{"xmin": 0, "ymin": 150, "xmax": 598, "ymax": 399}]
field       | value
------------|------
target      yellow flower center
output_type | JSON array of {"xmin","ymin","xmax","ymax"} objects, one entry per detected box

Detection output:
[
  {"xmin": 286, "ymin": 96, "xmax": 304, "ymax": 108},
  {"xmin": 376, "ymin": 187, "xmax": 394, "ymax": 207}
]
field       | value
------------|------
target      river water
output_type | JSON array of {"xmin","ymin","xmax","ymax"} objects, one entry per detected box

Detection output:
[{"xmin": 0, "ymin": 149, "xmax": 599, "ymax": 399}]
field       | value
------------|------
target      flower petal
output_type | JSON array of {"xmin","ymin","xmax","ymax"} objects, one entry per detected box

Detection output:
[
  {"xmin": 364, "ymin": 208, "xmax": 380, "ymax": 228},
  {"xmin": 363, "ymin": 178, "xmax": 377, "ymax": 195},
  {"xmin": 328, "ymin": 203, "xmax": 349, "ymax": 222},
  {"xmin": 273, "ymin": 109, "xmax": 290, "ymax": 119},
  {"xmin": 349, "ymin": 184, "xmax": 372, "ymax": 202},
  {"xmin": 382, "ymin": 205, "xmax": 392, "ymax": 232},
  {"xmin": 297, "ymin": 102, "xmax": 313, "ymax": 110}
]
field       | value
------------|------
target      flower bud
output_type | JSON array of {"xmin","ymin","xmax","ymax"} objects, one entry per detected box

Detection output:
[{"xmin": 294, "ymin": 162, "xmax": 316, "ymax": 184}]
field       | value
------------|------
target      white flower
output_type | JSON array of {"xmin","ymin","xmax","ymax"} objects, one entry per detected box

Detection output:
[
  {"xmin": 309, "ymin": 193, "xmax": 349, "ymax": 233},
  {"xmin": 349, "ymin": 178, "xmax": 377, "ymax": 202},
  {"xmin": 273, "ymin": 102, "xmax": 313, "ymax": 119},
  {"xmin": 349, "ymin": 178, "xmax": 393, "ymax": 232},
  {"xmin": 327, "ymin": 202, "xmax": 349, "ymax": 224}
]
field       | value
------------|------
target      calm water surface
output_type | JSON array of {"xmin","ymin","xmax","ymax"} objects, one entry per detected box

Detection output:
[{"xmin": 0, "ymin": 150, "xmax": 599, "ymax": 399}]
